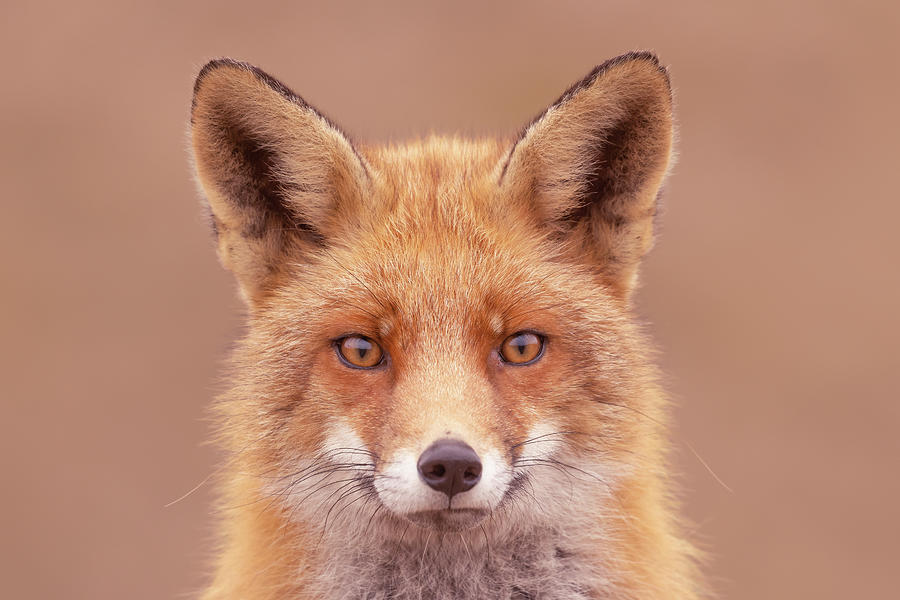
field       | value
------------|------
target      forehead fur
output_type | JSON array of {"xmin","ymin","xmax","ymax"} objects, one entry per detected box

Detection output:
[
  {"xmin": 355, "ymin": 137, "xmax": 528, "ymax": 244},
  {"xmin": 264, "ymin": 137, "xmax": 604, "ymax": 333}
]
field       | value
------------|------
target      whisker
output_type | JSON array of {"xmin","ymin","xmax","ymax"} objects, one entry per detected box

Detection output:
[
  {"xmin": 479, "ymin": 523, "xmax": 491, "ymax": 559},
  {"xmin": 510, "ymin": 429, "xmax": 580, "ymax": 450},
  {"xmin": 502, "ymin": 301, "xmax": 571, "ymax": 323},
  {"xmin": 513, "ymin": 459, "xmax": 577, "ymax": 499},
  {"xmin": 363, "ymin": 503, "xmax": 386, "ymax": 537},
  {"xmin": 421, "ymin": 529, "xmax": 434, "ymax": 562},
  {"xmin": 319, "ymin": 248, "xmax": 391, "ymax": 314},
  {"xmin": 223, "ymin": 460, "xmax": 374, "ymax": 512},
  {"xmin": 325, "ymin": 485, "xmax": 378, "ymax": 536},
  {"xmin": 398, "ymin": 521, "xmax": 411, "ymax": 546},
  {"xmin": 319, "ymin": 480, "xmax": 374, "ymax": 535},
  {"xmin": 684, "ymin": 439, "xmax": 733, "ymax": 494},
  {"xmin": 458, "ymin": 531, "xmax": 472, "ymax": 562},
  {"xmin": 164, "ymin": 469, "xmax": 217, "ymax": 508}
]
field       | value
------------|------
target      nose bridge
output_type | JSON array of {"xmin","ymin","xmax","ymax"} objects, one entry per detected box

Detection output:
[{"xmin": 393, "ymin": 346, "xmax": 494, "ymax": 452}]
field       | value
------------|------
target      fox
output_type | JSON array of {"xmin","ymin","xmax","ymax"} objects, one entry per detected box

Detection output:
[{"xmin": 189, "ymin": 51, "xmax": 704, "ymax": 600}]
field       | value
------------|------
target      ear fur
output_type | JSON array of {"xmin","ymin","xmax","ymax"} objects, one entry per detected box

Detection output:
[
  {"xmin": 191, "ymin": 58, "xmax": 370, "ymax": 303},
  {"xmin": 499, "ymin": 51, "xmax": 674, "ymax": 297}
]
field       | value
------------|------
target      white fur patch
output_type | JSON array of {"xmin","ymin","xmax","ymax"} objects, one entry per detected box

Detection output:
[
  {"xmin": 320, "ymin": 419, "xmax": 370, "ymax": 464},
  {"xmin": 374, "ymin": 449, "xmax": 448, "ymax": 514},
  {"xmin": 520, "ymin": 420, "xmax": 564, "ymax": 460}
]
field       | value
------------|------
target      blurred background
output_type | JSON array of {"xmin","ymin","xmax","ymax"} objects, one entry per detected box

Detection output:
[{"xmin": 1, "ymin": 1, "xmax": 898, "ymax": 598}]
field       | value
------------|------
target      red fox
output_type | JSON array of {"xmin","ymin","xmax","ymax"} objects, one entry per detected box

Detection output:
[{"xmin": 190, "ymin": 51, "xmax": 703, "ymax": 599}]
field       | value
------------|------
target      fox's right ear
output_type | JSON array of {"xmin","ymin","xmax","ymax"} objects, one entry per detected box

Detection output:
[{"xmin": 190, "ymin": 59, "xmax": 370, "ymax": 303}]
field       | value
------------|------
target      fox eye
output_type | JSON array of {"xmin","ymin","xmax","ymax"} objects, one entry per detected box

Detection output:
[
  {"xmin": 499, "ymin": 331, "xmax": 544, "ymax": 365},
  {"xmin": 336, "ymin": 336, "xmax": 385, "ymax": 369}
]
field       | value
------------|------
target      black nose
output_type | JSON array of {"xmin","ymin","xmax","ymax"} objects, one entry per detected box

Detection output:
[{"xmin": 417, "ymin": 439, "xmax": 482, "ymax": 498}]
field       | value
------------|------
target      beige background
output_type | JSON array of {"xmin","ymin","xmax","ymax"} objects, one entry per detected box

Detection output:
[{"xmin": 1, "ymin": 1, "xmax": 898, "ymax": 598}]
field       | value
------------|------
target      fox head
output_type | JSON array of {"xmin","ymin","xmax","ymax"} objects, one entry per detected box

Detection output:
[{"xmin": 191, "ymin": 53, "xmax": 674, "ymax": 547}]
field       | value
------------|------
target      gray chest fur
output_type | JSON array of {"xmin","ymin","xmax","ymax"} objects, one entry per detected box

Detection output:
[{"xmin": 314, "ymin": 532, "xmax": 597, "ymax": 600}]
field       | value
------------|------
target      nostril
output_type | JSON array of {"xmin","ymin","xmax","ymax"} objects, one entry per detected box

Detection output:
[
  {"xmin": 423, "ymin": 463, "xmax": 446, "ymax": 479},
  {"xmin": 417, "ymin": 439, "xmax": 483, "ymax": 499}
]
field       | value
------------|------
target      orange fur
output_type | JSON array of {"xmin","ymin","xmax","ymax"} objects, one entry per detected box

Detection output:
[{"xmin": 191, "ymin": 52, "xmax": 704, "ymax": 599}]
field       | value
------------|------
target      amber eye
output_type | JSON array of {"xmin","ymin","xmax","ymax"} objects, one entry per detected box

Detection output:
[
  {"xmin": 499, "ymin": 331, "xmax": 544, "ymax": 365},
  {"xmin": 336, "ymin": 336, "xmax": 384, "ymax": 369}
]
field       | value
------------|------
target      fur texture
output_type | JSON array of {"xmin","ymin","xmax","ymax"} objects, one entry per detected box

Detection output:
[{"xmin": 190, "ymin": 52, "xmax": 704, "ymax": 599}]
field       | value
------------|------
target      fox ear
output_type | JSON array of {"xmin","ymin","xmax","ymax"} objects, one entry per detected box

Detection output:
[
  {"xmin": 500, "ymin": 52, "xmax": 674, "ymax": 297},
  {"xmin": 191, "ymin": 59, "xmax": 370, "ymax": 303}
]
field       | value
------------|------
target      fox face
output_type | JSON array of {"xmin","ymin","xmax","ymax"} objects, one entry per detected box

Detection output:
[
  {"xmin": 255, "ymin": 188, "xmax": 641, "ymax": 534},
  {"xmin": 192, "ymin": 53, "xmax": 699, "ymax": 599}
]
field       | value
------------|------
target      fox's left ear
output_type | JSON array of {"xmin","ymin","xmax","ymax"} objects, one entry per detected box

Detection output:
[{"xmin": 499, "ymin": 52, "xmax": 674, "ymax": 297}]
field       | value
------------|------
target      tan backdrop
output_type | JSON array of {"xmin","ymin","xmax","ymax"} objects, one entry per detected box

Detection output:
[{"xmin": 1, "ymin": 1, "xmax": 897, "ymax": 598}]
